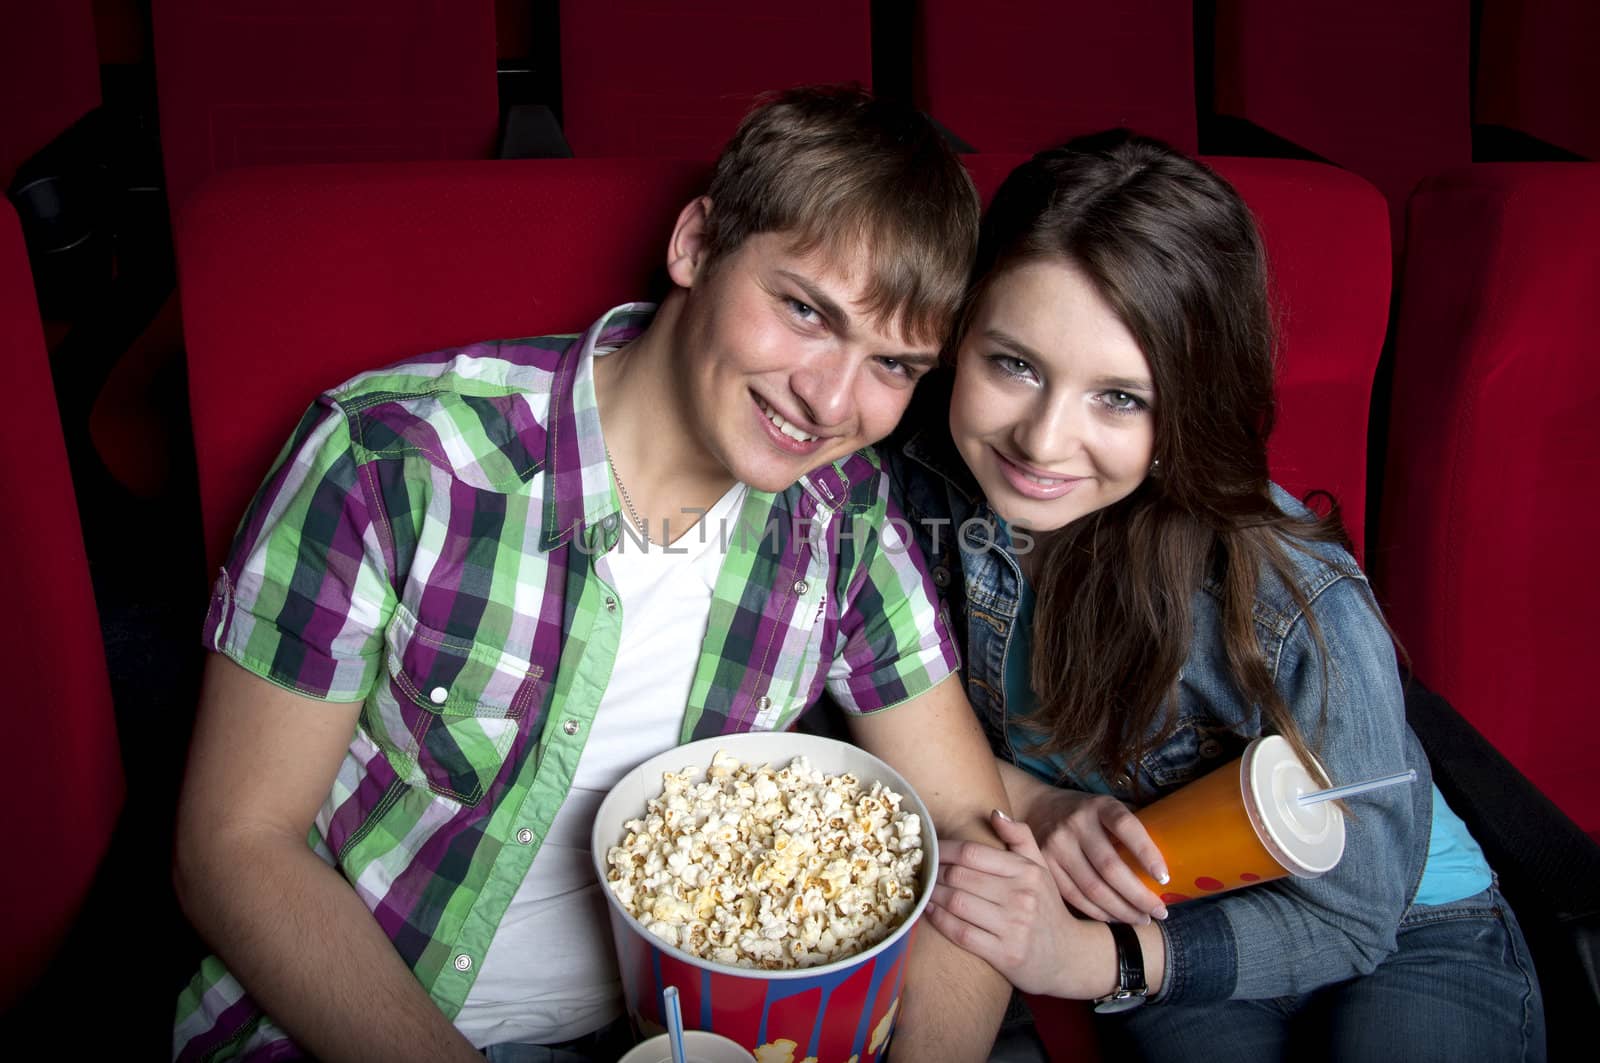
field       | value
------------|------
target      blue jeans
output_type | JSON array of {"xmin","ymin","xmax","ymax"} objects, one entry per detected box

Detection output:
[{"xmin": 1098, "ymin": 884, "xmax": 1545, "ymax": 1062}]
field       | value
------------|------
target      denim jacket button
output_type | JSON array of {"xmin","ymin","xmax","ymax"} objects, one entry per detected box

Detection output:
[
  {"xmin": 1199, "ymin": 739, "xmax": 1222, "ymax": 758},
  {"xmin": 1113, "ymin": 773, "xmax": 1133, "ymax": 789},
  {"xmin": 932, "ymin": 566, "xmax": 951, "ymax": 588}
]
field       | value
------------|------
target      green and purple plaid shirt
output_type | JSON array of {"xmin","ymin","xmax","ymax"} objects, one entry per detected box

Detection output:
[{"xmin": 174, "ymin": 304, "xmax": 959, "ymax": 1061}]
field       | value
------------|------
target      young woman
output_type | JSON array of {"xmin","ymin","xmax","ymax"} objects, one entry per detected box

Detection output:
[{"xmin": 888, "ymin": 132, "xmax": 1545, "ymax": 1060}]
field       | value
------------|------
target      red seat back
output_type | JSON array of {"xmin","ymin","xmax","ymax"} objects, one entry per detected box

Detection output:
[
  {"xmin": 1377, "ymin": 164, "xmax": 1600, "ymax": 833},
  {"xmin": 151, "ymin": 0, "xmax": 499, "ymax": 215},
  {"xmin": 0, "ymin": 0, "xmax": 99, "ymax": 182},
  {"xmin": 964, "ymin": 153, "xmax": 1391, "ymax": 558},
  {"xmin": 180, "ymin": 149, "xmax": 1389, "ymax": 578},
  {"xmin": 559, "ymin": 0, "xmax": 872, "ymax": 158},
  {"xmin": 177, "ymin": 158, "xmax": 710, "ymax": 574},
  {"xmin": 0, "ymin": 203, "xmax": 124, "ymax": 1008},
  {"xmin": 915, "ymin": 0, "xmax": 1197, "ymax": 153},
  {"xmin": 1212, "ymin": 0, "xmax": 1471, "ymax": 243},
  {"xmin": 1476, "ymin": 0, "xmax": 1600, "ymax": 160}
]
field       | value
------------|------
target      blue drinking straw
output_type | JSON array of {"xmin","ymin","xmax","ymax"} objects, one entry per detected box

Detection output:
[
  {"xmin": 1297, "ymin": 768, "xmax": 1417, "ymax": 806},
  {"xmin": 663, "ymin": 985, "xmax": 687, "ymax": 1063}
]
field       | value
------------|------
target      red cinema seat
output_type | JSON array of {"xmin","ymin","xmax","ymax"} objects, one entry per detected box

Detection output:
[
  {"xmin": 1377, "ymin": 164, "xmax": 1600, "ymax": 835},
  {"xmin": 559, "ymin": 0, "xmax": 872, "ymax": 158},
  {"xmin": 151, "ymin": 0, "xmax": 500, "ymax": 217},
  {"xmin": 916, "ymin": 1, "xmax": 1197, "ymax": 154},
  {"xmin": 176, "ymin": 158, "xmax": 710, "ymax": 575},
  {"xmin": 1212, "ymin": 1, "xmax": 1471, "ymax": 245},
  {"xmin": 0, "ymin": 203, "xmax": 125, "ymax": 1008},
  {"xmin": 1212, "ymin": 157, "xmax": 1390, "ymax": 559},
  {"xmin": 1476, "ymin": 0, "xmax": 1600, "ymax": 160},
  {"xmin": 964, "ymin": 153, "xmax": 1391, "ymax": 559},
  {"xmin": 496, "ymin": 0, "xmax": 535, "ymax": 60},
  {"xmin": 0, "ymin": 0, "xmax": 99, "ymax": 183},
  {"xmin": 91, "ymin": 0, "xmax": 148, "ymax": 66}
]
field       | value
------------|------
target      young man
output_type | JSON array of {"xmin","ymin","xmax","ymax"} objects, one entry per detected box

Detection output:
[{"xmin": 172, "ymin": 87, "xmax": 1012, "ymax": 1062}]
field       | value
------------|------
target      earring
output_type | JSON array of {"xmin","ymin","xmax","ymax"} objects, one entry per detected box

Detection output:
[{"xmin": 1149, "ymin": 459, "xmax": 1161, "ymax": 474}]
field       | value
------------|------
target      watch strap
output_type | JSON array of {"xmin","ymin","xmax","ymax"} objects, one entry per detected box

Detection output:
[{"xmin": 1093, "ymin": 921, "xmax": 1148, "ymax": 1013}]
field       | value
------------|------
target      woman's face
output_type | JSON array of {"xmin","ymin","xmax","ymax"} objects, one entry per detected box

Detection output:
[{"xmin": 949, "ymin": 258, "xmax": 1157, "ymax": 535}]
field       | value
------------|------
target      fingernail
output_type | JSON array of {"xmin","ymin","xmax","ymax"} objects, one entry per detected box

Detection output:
[
  {"xmin": 1154, "ymin": 905, "xmax": 1169, "ymax": 920},
  {"xmin": 993, "ymin": 808, "xmax": 1013, "ymax": 822},
  {"xmin": 1154, "ymin": 869, "xmax": 1170, "ymax": 885},
  {"xmin": 1139, "ymin": 916, "xmax": 1151, "ymax": 927}
]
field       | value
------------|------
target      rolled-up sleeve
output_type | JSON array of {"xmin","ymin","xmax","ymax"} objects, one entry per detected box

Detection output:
[
  {"xmin": 202, "ymin": 396, "xmax": 398, "ymax": 703},
  {"xmin": 826, "ymin": 472, "xmax": 961, "ymax": 714}
]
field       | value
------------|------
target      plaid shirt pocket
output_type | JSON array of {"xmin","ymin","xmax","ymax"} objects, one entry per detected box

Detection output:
[{"xmin": 371, "ymin": 603, "xmax": 542, "ymax": 807}]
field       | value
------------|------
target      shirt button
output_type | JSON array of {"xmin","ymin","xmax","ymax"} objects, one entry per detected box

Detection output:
[
  {"xmin": 932, "ymin": 567, "xmax": 951, "ymax": 588},
  {"xmin": 1198, "ymin": 739, "xmax": 1222, "ymax": 758},
  {"xmin": 454, "ymin": 954, "xmax": 473, "ymax": 972},
  {"xmin": 604, "ymin": 596, "xmax": 617, "ymax": 612},
  {"xmin": 516, "ymin": 828, "xmax": 534, "ymax": 845},
  {"xmin": 563, "ymin": 719, "xmax": 579, "ymax": 736},
  {"xmin": 602, "ymin": 514, "xmax": 618, "ymax": 530},
  {"xmin": 792, "ymin": 579, "xmax": 808, "ymax": 595},
  {"xmin": 429, "ymin": 686, "xmax": 448, "ymax": 705},
  {"xmin": 756, "ymin": 696, "xmax": 771, "ymax": 711}
]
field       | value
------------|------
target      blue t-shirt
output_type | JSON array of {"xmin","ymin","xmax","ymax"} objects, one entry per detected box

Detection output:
[{"xmin": 1001, "ymin": 580, "xmax": 1490, "ymax": 905}]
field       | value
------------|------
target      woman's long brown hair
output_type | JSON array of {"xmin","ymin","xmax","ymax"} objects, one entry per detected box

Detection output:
[{"xmin": 964, "ymin": 132, "xmax": 1352, "ymax": 788}]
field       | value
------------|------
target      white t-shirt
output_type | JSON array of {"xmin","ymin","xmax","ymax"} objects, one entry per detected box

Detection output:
[{"xmin": 453, "ymin": 481, "xmax": 747, "ymax": 1048}]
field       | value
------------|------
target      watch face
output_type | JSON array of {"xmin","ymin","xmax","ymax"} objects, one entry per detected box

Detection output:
[{"xmin": 1093, "ymin": 991, "xmax": 1148, "ymax": 1015}]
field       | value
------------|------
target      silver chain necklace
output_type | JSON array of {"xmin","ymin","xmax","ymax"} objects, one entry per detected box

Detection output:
[{"xmin": 605, "ymin": 446, "xmax": 651, "ymax": 542}]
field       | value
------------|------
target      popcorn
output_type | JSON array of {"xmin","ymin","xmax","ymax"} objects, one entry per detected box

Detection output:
[{"xmin": 606, "ymin": 751, "xmax": 923, "ymax": 970}]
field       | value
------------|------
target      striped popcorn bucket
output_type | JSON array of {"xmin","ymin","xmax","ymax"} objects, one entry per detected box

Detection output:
[{"xmin": 592, "ymin": 733, "xmax": 938, "ymax": 1063}]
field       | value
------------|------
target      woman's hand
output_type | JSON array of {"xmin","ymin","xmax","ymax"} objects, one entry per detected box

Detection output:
[
  {"xmin": 1024, "ymin": 787, "xmax": 1170, "ymax": 925},
  {"xmin": 928, "ymin": 811, "xmax": 1146, "ymax": 1000},
  {"xmin": 927, "ymin": 811, "xmax": 1085, "ymax": 997}
]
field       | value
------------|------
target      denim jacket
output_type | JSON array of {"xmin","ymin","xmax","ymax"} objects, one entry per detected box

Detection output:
[{"xmin": 886, "ymin": 415, "xmax": 1436, "ymax": 1004}]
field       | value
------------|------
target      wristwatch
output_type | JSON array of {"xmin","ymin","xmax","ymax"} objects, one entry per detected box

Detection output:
[{"xmin": 1092, "ymin": 922, "xmax": 1149, "ymax": 1014}]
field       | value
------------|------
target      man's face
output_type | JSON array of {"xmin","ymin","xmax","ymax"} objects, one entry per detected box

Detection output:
[{"xmin": 670, "ymin": 222, "xmax": 941, "ymax": 492}]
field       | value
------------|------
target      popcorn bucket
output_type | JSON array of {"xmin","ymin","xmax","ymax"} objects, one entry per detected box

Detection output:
[{"xmin": 592, "ymin": 733, "xmax": 938, "ymax": 1063}]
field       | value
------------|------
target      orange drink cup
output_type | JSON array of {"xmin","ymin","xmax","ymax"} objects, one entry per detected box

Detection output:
[{"xmin": 1115, "ymin": 735, "xmax": 1345, "ymax": 905}]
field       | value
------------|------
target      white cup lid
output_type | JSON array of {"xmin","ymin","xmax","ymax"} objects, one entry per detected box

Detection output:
[{"xmin": 1243, "ymin": 735, "xmax": 1346, "ymax": 877}]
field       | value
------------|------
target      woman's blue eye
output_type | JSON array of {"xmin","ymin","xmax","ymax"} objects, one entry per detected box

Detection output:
[
  {"xmin": 987, "ymin": 354, "xmax": 1035, "ymax": 380},
  {"xmin": 1101, "ymin": 390, "xmax": 1148, "ymax": 414}
]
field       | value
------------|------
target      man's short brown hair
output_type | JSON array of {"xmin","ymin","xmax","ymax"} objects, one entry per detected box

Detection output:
[{"xmin": 702, "ymin": 85, "xmax": 979, "ymax": 349}]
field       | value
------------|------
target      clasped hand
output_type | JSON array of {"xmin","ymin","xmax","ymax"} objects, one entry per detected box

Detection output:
[{"xmin": 926, "ymin": 801, "xmax": 1168, "ymax": 1000}]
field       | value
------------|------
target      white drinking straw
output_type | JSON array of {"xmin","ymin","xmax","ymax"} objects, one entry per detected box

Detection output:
[
  {"xmin": 664, "ymin": 985, "xmax": 687, "ymax": 1063},
  {"xmin": 1297, "ymin": 768, "xmax": 1418, "ymax": 806}
]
